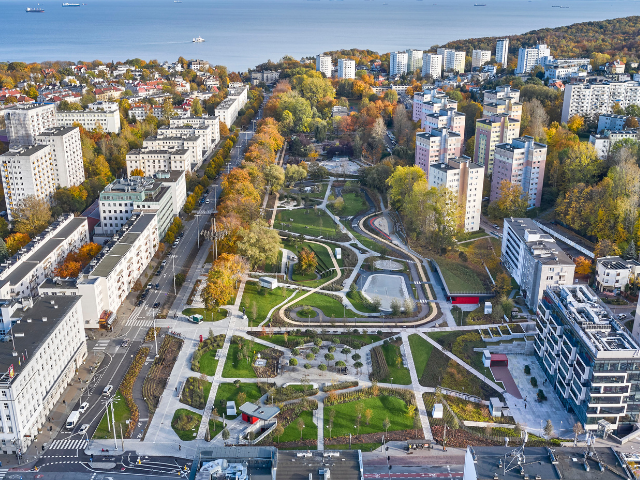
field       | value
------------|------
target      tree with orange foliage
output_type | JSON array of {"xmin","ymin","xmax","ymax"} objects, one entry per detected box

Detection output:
[
  {"xmin": 54, "ymin": 260, "xmax": 83, "ymax": 279},
  {"xmin": 201, "ymin": 254, "xmax": 249, "ymax": 308},
  {"xmin": 130, "ymin": 168, "xmax": 145, "ymax": 177},
  {"xmin": 574, "ymin": 256, "xmax": 593, "ymax": 276},
  {"xmin": 5, "ymin": 233, "xmax": 30, "ymax": 256}
]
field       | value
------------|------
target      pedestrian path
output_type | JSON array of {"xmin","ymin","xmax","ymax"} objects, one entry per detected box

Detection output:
[
  {"xmin": 93, "ymin": 340, "xmax": 110, "ymax": 350},
  {"xmin": 400, "ymin": 331, "xmax": 432, "ymax": 441},
  {"xmin": 316, "ymin": 393, "xmax": 325, "ymax": 450},
  {"xmin": 48, "ymin": 439, "xmax": 88, "ymax": 450},
  {"xmin": 0, "ymin": 468, "xmax": 8, "ymax": 479}
]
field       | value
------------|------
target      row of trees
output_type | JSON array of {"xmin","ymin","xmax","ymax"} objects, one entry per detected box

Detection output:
[{"xmin": 53, "ymin": 242, "xmax": 102, "ymax": 278}]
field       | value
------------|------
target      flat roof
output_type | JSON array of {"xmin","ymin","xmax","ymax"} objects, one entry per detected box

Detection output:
[
  {"xmin": 0, "ymin": 296, "xmax": 81, "ymax": 377},
  {"xmin": 276, "ymin": 450, "xmax": 360, "ymax": 480},
  {"xmin": 36, "ymin": 126, "xmax": 77, "ymax": 137},
  {"xmin": 238, "ymin": 402, "xmax": 279, "ymax": 421},
  {"xmin": 1, "ymin": 144, "xmax": 49, "ymax": 157}
]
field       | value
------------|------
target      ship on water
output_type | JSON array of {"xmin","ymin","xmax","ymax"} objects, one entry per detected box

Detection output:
[
  {"xmin": 62, "ymin": 3, "xmax": 81, "ymax": 6},
  {"xmin": 26, "ymin": 6, "xmax": 45, "ymax": 12},
  {"xmin": 193, "ymin": 36, "xmax": 205, "ymax": 43}
]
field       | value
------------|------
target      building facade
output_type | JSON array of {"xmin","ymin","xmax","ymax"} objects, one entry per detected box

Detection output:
[
  {"xmin": 316, "ymin": 55, "xmax": 332, "ymax": 78},
  {"xmin": 491, "ymin": 136, "xmax": 547, "ymax": 209},
  {"xmin": 589, "ymin": 130, "xmax": 639, "ymax": 159},
  {"xmin": 214, "ymin": 85, "xmax": 249, "ymax": 128},
  {"xmin": 473, "ymin": 114, "xmax": 521, "ymax": 174},
  {"xmin": 495, "ymin": 39, "xmax": 509, "ymax": 67},
  {"xmin": 428, "ymin": 156, "xmax": 484, "ymax": 232},
  {"xmin": 534, "ymin": 285, "xmax": 640, "ymax": 434},
  {"xmin": 3, "ymin": 103, "xmax": 56, "ymax": 147},
  {"xmin": 56, "ymin": 102, "xmax": 121, "ymax": 133},
  {"xmin": 516, "ymin": 44, "xmax": 551, "ymax": 74},
  {"xmin": 406, "ymin": 49, "xmax": 424, "ymax": 73},
  {"xmin": 437, "ymin": 49, "xmax": 465, "ymax": 73},
  {"xmin": 561, "ymin": 82, "xmax": 640, "ymax": 124},
  {"xmin": 502, "ymin": 218, "xmax": 576, "ymax": 310},
  {"xmin": 414, "ymin": 128, "xmax": 463, "ymax": 178},
  {"xmin": 421, "ymin": 54, "xmax": 442, "ymax": 80},
  {"xmin": 471, "ymin": 50, "xmax": 491, "ymax": 69},
  {"xmin": 595, "ymin": 257, "xmax": 640, "ymax": 294},
  {"xmin": 390, "ymin": 52, "xmax": 409, "ymax": 76},
  {"xmin": 34, "ymin": 127, "xmax": 85, "ymax": 188},
  {"xmin": 337, "ymin": 59, "xmax": 356, "ymax": 79}
]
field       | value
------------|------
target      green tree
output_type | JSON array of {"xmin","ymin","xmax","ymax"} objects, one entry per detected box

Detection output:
[
  {"xmin": 0, "ymin": 238, "xmax": 9, "ymax": 263},
  {"xmin": 191, "ymin": 98, "xmax": 203, "ymax": 116},
  {"xmin": 386, "ymin": 165, "xmax": 426, "ymax": 210},
  {"xmin": 237, "ymin": 220, "xmax": 282, "ymax": 269},
  {"xmin": 488, "ymin": 181, "xmax": 529, "ymax": 219},
  {"xmin": 12, "ymin": 195, "xmax": 52, "ymax": 236}
]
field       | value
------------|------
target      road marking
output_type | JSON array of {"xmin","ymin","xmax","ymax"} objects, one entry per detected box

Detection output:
[
  {"xmin": 48, "ymin": 439, "xmax": 88, "ymax": 450},
  {"xmin": 0, "ymin": 468, "xmax": 8, "ymax": 479}
]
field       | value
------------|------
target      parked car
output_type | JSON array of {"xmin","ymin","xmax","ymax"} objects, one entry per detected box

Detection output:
[
  {"xmin": 102, "ymin": 385, "xmax": 113, "ymax": 396},
  {"xmin": 618, "ymin": 313, "xmax": 628, "ymax": 319},
  {"xmin": 78, "ymin": 424, "xmax": 89, "ymax": 435},
  {"xmin": 153, "ymin": 302, "xmax": 160, "ymax": 308},
  {"xmin": 155, "ymin": 283, "xmax": 160, "ymax": 290},
  {"xmin": 78, "ymin": 402, "xmax": 90, "ymax": 414}
]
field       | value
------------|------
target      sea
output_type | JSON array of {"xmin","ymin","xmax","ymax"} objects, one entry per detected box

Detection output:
[{"xmin": 0, "ymin": 0, "xmax": 638, "ymax": 72}]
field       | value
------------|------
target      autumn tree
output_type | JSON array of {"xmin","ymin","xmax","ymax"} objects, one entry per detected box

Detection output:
[
  {"xmin": 130, "ymin": 168, "xmax": 145, "ymax": 177},
  {"xmin": 5, "ymin": 233, "xmax": 30, "ymax": 256},
  {"xmin": 594, "ymin": 239, "xmax": 621, "ymax": 259},
  {"xmin": 494, "ymin": 273, "xmax": 512, "ymax": 296},
  {"xmin": 521, "ymin": 99, "xmax": 549, "ymax": 140},
  {"xmin": 201, "ymin": 254, "xmax": 249, "ymax": 308},
  {"xmin": 488, "ymin": 181, "xmax": 529, "ymax": 219},
  {"xmin": 567, "ymin": 115, "xmax": 584, "ymax": 133},
  {"xmin": 12, "ymin": 195, "xmax": 51, "ymax": 236},
  {"xmin": 296, "ymin": 247, "xmax": 318, "ymax": 275},
  {"xmin": 191, "ymin": 98, "xmax": 203, "ymax": 116},
  {"xmin": 236, "ymin": 220, "xmax": 281, "ymax": 269},
  {"xmin": 386, "ymin": 165, "xmax": 426, "ymax": 210},
  {"xmin": 574, "ymin": 256, "xmax": 593, "ymax": 275}
]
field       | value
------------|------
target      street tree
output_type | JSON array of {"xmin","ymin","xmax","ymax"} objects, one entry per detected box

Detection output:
[{"xmin": 12, "ymin": 195, "xmax": 51, "ymax": 236}]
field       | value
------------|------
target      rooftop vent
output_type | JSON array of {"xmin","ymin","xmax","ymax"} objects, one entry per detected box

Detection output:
[{"xmin": 42, "ymin": 316, "xmax": 47, "ymax": 322}]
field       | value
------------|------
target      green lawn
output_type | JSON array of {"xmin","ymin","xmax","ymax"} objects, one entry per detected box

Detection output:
[
  {"xmin": 241, "ymin": 282, "xmax": 294, "ymax": 327},
  {"xmin": 329, "ymin": 442, "xmax": 382, "ymax": 452},
  {"xmin": 213, "ymin": 383, "xmax": 263, "ymax": 418},
  {"xmin": 344, "ymin": 223, "xmax": 384, "ymax": 254},
  {"xmin": 324, "ymin": 396, "xmax": 414, "ymax": 438},
  {"xmin": 208, "ymin": 418, "xmax": 225, "ymax": 437},
  {"xmin": 259, "ymin": 333, "xmax": 382, "ymax": 349},
  {"xmin": 221, "ymin": 342, "xmax": 268, "ymax": 378},
  {"xmin": 380, "ymin": 342, "xmax": 412, "ymax": 385},
  {"xmin": 295, "ymin": 293, "xmax": 363, "ymax": 318},
  {"xmin": 275, "ymin": 208, "xmax": 342, "ymax": 239},
  {"xmin": 330, "ymin": 192, "xmax": 368, "ymax": 217},
  {"xmin": 171, "ymin": 408, "xmax": 202, "ymax": 441},
  {"xmin": 198, "ymin": 350, "xmax": 219, "ymax": 376},
  {"xmin": 278, "ymin": 410, "xmax": 317, "ymax": 443},
  {"xmin": 93, "ymin": 391, "xmax": 131, "ymax": 439},
  {"xmin": 433, "ymin": 257, "xmax": 486, "ymax": 293},
  {"xmin": 182, "ymin": 307, "xmax": 228, "ymax": 322},
  {"xmin": 346, "ymin": 290, "xmax": 379, "ymax": 313},
  {"xmin": 408, "ymin": 334, "xmax": 433, "ymax": 379}
]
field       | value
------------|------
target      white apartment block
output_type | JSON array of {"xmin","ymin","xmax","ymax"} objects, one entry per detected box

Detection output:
[
  {"xmin": 595, "ymin": 257, "xmax": 640, "ymax": 293},
  {"xmin": 483, "ymin": 85, "xmax": 520, "ymax": 104},
  {"xmin": 428, "ymin": 156, "xmax": 484, "ymax": 232},
  {"xmin": 3, "ymin": 103, "xmax": 56, "ymax": 147},
  {"xmin": 43, "ymin": 213, "xmax": 159, "ymax": 328},
  {"xmin": 215, "ymin": 85, "xmax": 249, "ymax": 128},
  {"xmin": 170, "ymin": 115, "xmax": 220, "ymax": 145},
  {"xmin": 316, "ymin": 55, "xmax": 332, "ymax": 78},
  {"xmin": 472, "ymin": 50, "xmax": 491, "ymax": 69},
  {"xmin": 421, "ymin": 54, "xmax": 442, "ymax": 80},
  {"xmin": 159, "ymin": 124, "xmax": 213, "ymax": 151},
  {"xmin": 56, "ymin": 101, "xmax": 121, "ymax": 133},
  {"xmin": 337, "ymin": 59, "xmax": 356, "ymax": 79},
  {"xmin": 501, "ymin": 218, "xmax": 575, "ymax": 310},
  {"xmin": 495, "ymin": 39, "xmax": 509, "ymax": 67},
  {"xmin": 589, "ymin": 130, "xmax": 639, "ymax": 159},
  {"xmin": 437, "ymin": 49, "xmax": 465, "ymax": 73},
  {"xmin": 406, "ymin": 49, "xmax": 424, "ymax": 74},
  {"xmin": 516, "ymin": 44, "xmax": 551, "ymax": 74},
  {"xmin": 143, "ymin": 135, "xmax": 203, "ymax": 168},
  {"xmin": 597, "ymin": 113, "xmax": 631, "ymax": 133},
  {"xmin": 35, "ymin": 127, "xmax": 85, "ymax": 188},
  {"xmin": 561, "ymin": 81, "xmax": 640, "ymax": 124},
  {"xmin": 155, "ymin": 170, "xmax": 187, "ymax": 217},
  {"xmin": 0, "ymin": 215, "xmax": 89, "ymax": 300},
  {"xmin": 1, "ymin": 145, "xmax": 56, "ymax": 221},
  {"xmin": 390, "ymin": 52, "xmax": 409, "ymax": 76},
  {"xmin": 0, "ymin": 296, "xmax": 86, "ymax": 453},
  {"xmin": 126, "ymin": 147, "xmax": 192, "ymax": 177}
]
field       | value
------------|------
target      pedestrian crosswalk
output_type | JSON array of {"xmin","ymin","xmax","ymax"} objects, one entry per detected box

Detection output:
[
  {"xmin": 126, "ymin": 318, "xmax": 153, "ymax": 327},
  {"xmin": 48, "ymin": 439, "xmax": 88, "ymax": 450},
  {"xmin": 418, "ymin": 299, "xmax": 429, "ymax": 304},
  {"xmin": 93, "ymin": 340, "xmax": 110, "ymax": 351},
  {"xmin": 0, "ymin": 468, "xmax": 8, "ymax": 479}
]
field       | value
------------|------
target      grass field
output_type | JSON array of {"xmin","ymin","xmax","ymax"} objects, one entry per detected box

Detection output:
[
  {"xmin": 408, "ymin": 334, "xmax": 432, "ymax": 380},
  {"xmin": 344, "ymin": 223, "xmax": 384, "ymax": 254},
  {"xmin": 93, "ymin": 391, "xmax": 131, "ymax": 439},
  {"xmin": 294, "ymin": 292, "xmax": 363, "ymax": 318},
  {"xmin": 208, "ymin": 418, "xmax": 225, "ymax": 437},
  {"xmin": 330, "ymin": 191, "xmax": 368, "ymax": 217},
  {"xmin": 346, "ymin": 290, "xmax": 379, "ymax": 313},
  {"xmin": 171, "ymin": 408, "xmax": 202, "ymax": 441},
  {"xmin": 221, "ymin": 342, "xmax": 268, "ymax": 378},
  {"xmin": 240, "ymin": 282, "xmax": 294, "ymax": 327},
  {"xmin": 198, "ymin": 350, "xmax": 219, "ymax": 376},
  {"xmin": 380, "ymin": 342, "xmax": 412, "ymax": 385},
  {"xmin": 324, "ymin": 396, "xmax": 414, "ymax": 438},
  {"xmin": 278, "ymin": 410, "xmax": 317, "ymax": 443},
  {"xmin": 275, "ymin": 208, "xmax": 341, "ymax": 239},
  {"xmin": 432, "ymin": 257, "xmax": 486, "ymax": 293},
  {"xmin": 213, "ymin": 383, "xmax": 263, "ymax": 418},
  {"xmin": 182, "ymin": 307, "xmax": 228, "ymax": 322}
]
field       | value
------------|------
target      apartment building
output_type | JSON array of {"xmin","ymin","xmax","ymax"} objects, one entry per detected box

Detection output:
[
  {"xmin": 154, "ymin": 170, "xmax": 187, "ymax": 216},
  {"xmin": 170, "ymin": 115, "xmax": 220, "ymax": 144},
  {"xmin": 316, "ymin": 55, "xmax": 332, "ymax": 78},
  {"xmin": 56, "ymin": 101, "xmax": 121, "ymax": 133},
  {"xmin": 93, "ymin": 177, "xmax": 175, "ymax": 241},
  {"xmin": 483, "ymin": 98, "xmax": 523, "ymax": 121},
  {"xmin": 483, "ymin": 85, "xmax": 520, "ymax": 104},
  {"xmin": 422, "ymin": 108, "xmax": 466, "ymax": 140},
  {"xmin": 491, "ymin": 136, "xmax": 547, "ymax": 209},
  {"xmin": 0, "ymin": 215, "xmax": 89, "ymax": 300},
  {"xmin": 534, "ymin": 285, "xmax": 640, "ymax": 433},
  {"xmin": 472, "ymin": 50, "xmax": 491, "ymax": 69},
  {"xmin": 390, "ymin": 52, "xmax": 409, "ymax": 76},
  {"xmin": 421, "ymin": 54, "xmax": 443, "ymax": 80},
  {"xmin": 337, "ymin": 59, "xmax": 356, "ymax": 79},
  {"xmin": 143, "ymin": 134, "xmax": 203, "ymax": 168},
  {"xmin": 473, "ymin": 114, "xmax": 521, "ymax": 174},
  {"xmin": 0, "ymin": 296, "xmax": 86, "ymax": 453},
  {"xmin": 589, "ymin": 130, "xmax": 639, "ymax": 159},
  {"xmin": 495, "ymin": 39, "xmax": 509, "ymax": 67},
  {"xmin": 1, "ymin": 145, "xmax": 56, "ymax": 221},
  {"xmin": 412, "ymin": 86, "xmax": 444, "ymax": 121},
  {"xmin": 502, "ymin": 218, "xmax": 575, "ymax": 310},
  {"xmin": 215, "ymin": 85, "xmax": 249, "ymax": 128},
  {"xmin": 437, "ymin": 48, "xmax": 465, "ymax": 73},
  {"xmin": 125, "ymin": 147, "xmax": 192, "ymax": 177},
  {"xmin": 561, "ymin": 81, "xmax": 640, "ymax": 124},
  {"xmin": 515, "ymin": 44, "xmax": 551, "ymax": 74},
  {"xmin": 3, "ymin": 103, "xmax": 56, "ymax": 147},
  {"xmin": 428, "ymin": 156, "xmax": 484, "ymax": 232},
  {"xmin": 414, "ymin": 128, "xmax": 463, "ymax": 178},
  {"xmin": 597, "ymin": 113, "xmax": 634, "ymax": 133},
  {"xmin": 595, "ymin": 256, "xmax": 640, "ymax": 294},
  {"xmin": 419, "ymin": 95, "xmax": 458, "ymax": 129},
  {"xmin": 406, "ymin": 49, "xmax": 424, "ymax": 74},
  {"xmin": 250, "ymin": 70, "xmax": 280, "ymax": 85},
  {"xmin": 543, "ymin": 58, "xmax": 591, "ymax": 81},
  {"xmin": 34, "ymin": 127, "xmax": 85, "ymax": 188}
]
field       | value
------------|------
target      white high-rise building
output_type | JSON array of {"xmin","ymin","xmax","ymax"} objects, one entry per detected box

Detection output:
[
  {"xmin": 472, "ymin": 50, "xmax": 491, "ymax": 69},
  {"xmin": 1, "ymin": 145, "xmax": 56, "ymax": 221},
  {"xmin": 55, "ymin": 101, "xmax": 121, "ymax": 133},
  {"xmin": 337, "ymin": 59, "xmax": 356, "ymax": 79},
  {"xmin": 516, "ymin": 44, "xmax": 551, "ymax": 74},
  {"xmin": 406, "ymin": 49, "xmax": 424, "ymax": 74},
  {"xmin": 428, "ymin": 156, "xmax": 484, "ymax": 232},
  {"xmin": 35, "ymin": 127, "xmax": 85, "ymax": 188},
  {"xmin": 390, "ymin": 51, "xmax": 409, "ymax": 76},
  {"xmin": 3, "ymin": 103, "xmax": 56, "ymax": 147},
  {"xmin": 421, "ymin": 54, "xmax": 443, "ymax": 79},
  {"xmin": 438, "ymin": 49, "xmax": 465, "ymax": 73},
  {"xmin": 316, "ymin": 55, "xmax": 332, "ymax": 78},
  {"xmin": 496, "ymin": 39, "xmax": 509, "ymax": 67},
  {"xmin": 561, "ymin": 82, "xmax": 640, "ymax": 124}
]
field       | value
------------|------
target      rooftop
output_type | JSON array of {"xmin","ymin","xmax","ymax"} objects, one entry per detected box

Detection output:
[
  {"xmin": 0, "ymin": 295, "xmax": 81, "ymax": 379},
  {"xmin": 276, "ymin": 450, "xmax": 360, "ymax": 480},
  {"xmin": 1, "ymin": 144, "xmax": 50, "ymax": 157},
  {"xmin": 238, "ymin": 402, "xmax": 279, "ymax": 421},
  {"xmin": 36, "ymin": 126, "xmax": 78, "ymax": 137}
]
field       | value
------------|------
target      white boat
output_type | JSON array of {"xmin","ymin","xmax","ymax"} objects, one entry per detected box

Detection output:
[{"xmin": 193, "ymin": 36, "xmax": 205, "ymax": 43}]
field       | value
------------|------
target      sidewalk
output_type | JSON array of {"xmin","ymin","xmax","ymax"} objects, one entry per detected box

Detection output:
[{"xmin": 401, "ymin": 331, "xmax": 433, "ymax": 441}]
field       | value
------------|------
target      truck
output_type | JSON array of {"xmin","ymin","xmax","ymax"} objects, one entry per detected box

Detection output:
[{"xmin": 66, "ymin": 411, "xmax": 80, "ymax": 429}]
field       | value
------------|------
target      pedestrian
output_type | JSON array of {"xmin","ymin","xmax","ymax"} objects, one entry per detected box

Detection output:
[
  {"xmin": 524, "ymin": 402, "xmax": 527, "ymax": 410},
  {"xmin": 179, "ymin": 444, "xmax": 181, "ymax": 451}
]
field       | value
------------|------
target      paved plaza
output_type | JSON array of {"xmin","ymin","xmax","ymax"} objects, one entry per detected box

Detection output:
[{"xmin": 362, "ymin": 273, "xmax": 410, "ymax": 310}]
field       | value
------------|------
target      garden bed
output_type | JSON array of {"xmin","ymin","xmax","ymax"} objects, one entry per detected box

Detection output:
[
  {"xmin": 180, "ymin": 376, "xmax": 212, "ymax": 410},
  {"xmin": 221, "ymin": 336, "xmax": 282, "ymax": 378},
  {"xmin": 142, "ymin": 335, "xmax": 184, "ymax": 415},
  {"xmin": 191, "ymin": 333, "xmax": 225, "ymax": 375},
  {"xmin": 172, "ymin": 409, "xmax": 202, "ymax": 441},
  {"xmin": 93, "ymin": 391, "xmax": 131, "ymax": 440}
]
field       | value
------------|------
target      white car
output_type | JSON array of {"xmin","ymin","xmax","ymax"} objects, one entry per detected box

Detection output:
[
  {"xmin": 618, "ymin": 313, "xmax": 628, "ymax": 320},
  {"xmin": 78, "ymin": 402, "xmax": 89, "ymax": 414},
  {"xmin": 102, "ymin": 385, "xmax": 113, "ymax": 396},
  {"xmin": 78, "ymin": 424, "xmax": 89, "ymax": 435}
]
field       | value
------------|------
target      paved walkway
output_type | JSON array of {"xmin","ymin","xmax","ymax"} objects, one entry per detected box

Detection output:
[
  {"xmin": 490, "ymin": 365, "xmax": 521, "ymax": 399},
  {"xmin": 316, "ymin": 393, "xmax": 326, "ymax": 450},
  {"xmin": 401, "ymin": 331, "xmax": 433, "ymax": 441}
]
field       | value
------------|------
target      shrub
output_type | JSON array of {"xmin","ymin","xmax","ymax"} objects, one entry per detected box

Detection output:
[
  {"xmin": 119, "ymin": 346, "xmax": 149, "ymax": 439},
  {"xmin": 369, "ymin": 346, "xmax": 390, "ymax": 382},
  {"xmin": 537, "ymin": 389, "xmax": 547, "ymax": 401},
  {"xmin": 524, "ymin": 365, "xmax": 530, "ymax": 375},
  {"xmin": 323, "ymin": 381, "xmax": 358, "ymax": 392},
  {"xmin": 530, "ymin": 377, "xmax": 537, "ymax": 387}
]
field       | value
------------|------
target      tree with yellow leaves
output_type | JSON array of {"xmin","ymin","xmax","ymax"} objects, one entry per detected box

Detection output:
[
  {"xmin": 130, "ymin": 168, "xmax": 144, "ymax": 177},
  {"xmin": 566, "ymin": 115, "xmax": 584, "ymax": 133}
]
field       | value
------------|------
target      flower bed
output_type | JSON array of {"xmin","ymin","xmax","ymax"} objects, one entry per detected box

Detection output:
[
  {"xmin": 142, "ymin": 335, "xmax": 184, "ymax": 415},
  {"xmin": 180, "ymin": 376, "xmax": 212, "ymax": 410},
  {"xmin": 323, "ymin": 381, "xmax": 358, "ymax": 392},
  {"xmin": 369, "ymin": 346, "xmax": 389, "ymax": 382},
  {"xmin": 270, "ymin": 385, "xmax": 319, "ymax": 403},
  {"xmin": 119, "ymin": 346, "xmax": 149, "ymax": 439}
]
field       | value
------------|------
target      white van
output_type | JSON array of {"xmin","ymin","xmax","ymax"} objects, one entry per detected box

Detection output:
[{"xmin": 66, "ymin": 411, "xmax": 80, "ymax": 429}]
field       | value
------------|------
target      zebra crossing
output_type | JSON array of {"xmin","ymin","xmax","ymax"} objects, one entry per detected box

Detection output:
[
  {"xmin": 418, "ymin": 299, "xmax": 429, "ymax": 304},
  {"xmin": 48, "ymin": 439, "xmax": 88, "ymax": 450},
  {"xmin": 126, "ymin": 318, "xmax": 153, "ymax": 327},
  {"xmin": 93, "ymin": 340, "xmax": 110, "ymax": 351},
  {"xmin": 0, "ymin": 468, "xmax": 8, "ymax": 479}
]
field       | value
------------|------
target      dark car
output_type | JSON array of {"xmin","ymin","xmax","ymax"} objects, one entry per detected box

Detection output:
[
  {"xmin": 153, "ymin": 302, "xmax": 160, "ymax": 308},
  {"xmin": 136, "ymin": 300, "xmax": 143, "ymax": 306},
  {"xmin": 155, "ymin": 283, "xmax": 160, "ymax": 290},
  {"xmin": 102, "ymin": 456, "xmax": 116, "ymax": 461}
]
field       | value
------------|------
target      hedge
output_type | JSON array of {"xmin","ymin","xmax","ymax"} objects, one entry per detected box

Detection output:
[{"xmin": 119, "ymin": 346, "xmax": 149, "ymax": 439}]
